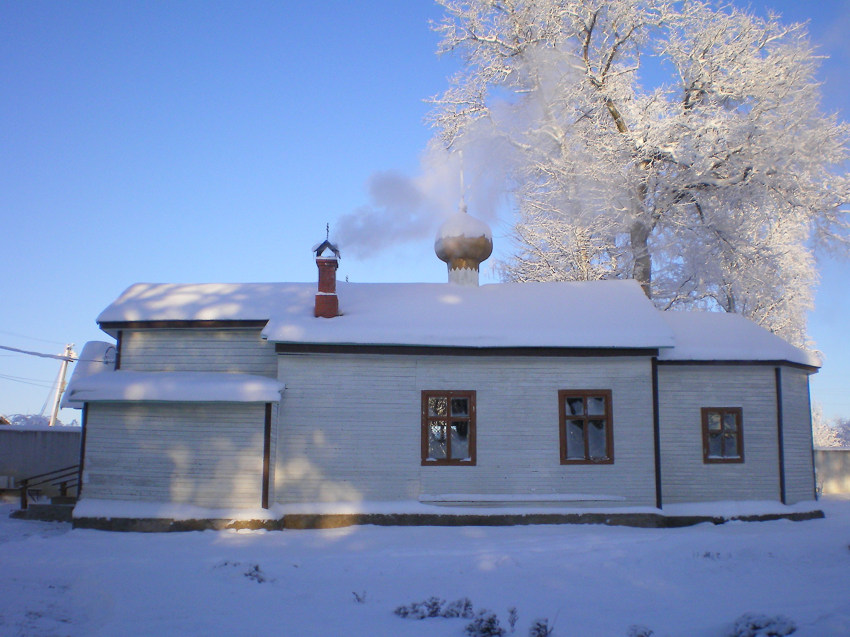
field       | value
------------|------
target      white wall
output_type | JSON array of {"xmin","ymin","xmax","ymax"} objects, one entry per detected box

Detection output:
[
  {"xmin": 781, "ymin": 367, "xmax": 817, "ymax": 503},
  {"xmin": 119, "ymin": 328, "xmax": 276, "ymax": 376},
  {"xmin": 657, "ymin": 364, "xmax": 815, "ymax": 504},
  {"xmin": 274, "ymin": 353, "xmax": 657, "ymax": 507},
  {"xmin": 83, "ymin": 402, "xmax": 266, "ymax": 509}
]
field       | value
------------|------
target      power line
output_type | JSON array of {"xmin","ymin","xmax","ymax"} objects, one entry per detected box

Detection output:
[
  {"xmin": 0, "ymin": 344, "xmax": 77, "ymax": 361},
  {"xmin": 0, "ymin": 373, "xmax": 55, "ymax": 388},
  {"xmin": 0, "ymin": 344, "xmax": 110, "ymax": 364},
  {"xmin": 0, "ymin": 330, "xmax": 66, "ymax": 345},
  {"xmin": 0, "ymin": 371, "xmax": 55, "ymax": 383}
]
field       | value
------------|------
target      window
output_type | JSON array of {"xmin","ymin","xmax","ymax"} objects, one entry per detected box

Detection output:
[
  {"xmin": 702, "ymin": 407, "xmax": 743, "ymax": 463},
  {"xmin": 559, "ymin": 390, "xmax": 613, "ymax": 464},
  {"xmin": 421, "ymin": 391, "xmax": 476, "ymax": 465}
]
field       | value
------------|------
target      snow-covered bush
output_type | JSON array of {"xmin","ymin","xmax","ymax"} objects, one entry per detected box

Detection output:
[
  {"xmin": 726, "ymin": 613, "xmax": 796, "ymax": 636},
  {"xmin": 528, "ymin": 618, "xmax": 553, "ymax": 637},
  {"xmin": 394, "ymin": 596, "xmax": 473, "ymax": 620},
  {"xmin": 443, "ymin": 597, "xmax": 475, "ymax": 619},
  {"xmin": 507, "ymin": 607, "xmax": 517, "ymax": 632},
  {"xmin": 424, "ymin": 596, "xmax": 444, "ymax": 618},
  {"xmin": 465, "ymin": 609, "xmax": 505, "ymax": 637},
  {"xmin": 394, "ymin": 599, "xmax": 429, "ymax": 619},
  {"xmin": 243, "ymin": 564, "xmax": 267, "ymax": 583}
]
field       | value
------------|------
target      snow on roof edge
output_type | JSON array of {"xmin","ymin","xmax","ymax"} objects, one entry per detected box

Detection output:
[{"xmin": 65, "ymin": 371, "xmax": 284, "ymax": 404}]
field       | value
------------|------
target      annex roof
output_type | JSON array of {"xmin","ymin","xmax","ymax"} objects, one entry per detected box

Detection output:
[
  {"xmin": 658, "ymin": 311, "xmax": 819, "ymax": 368},
  {"xmin": 61, "ymin": 341, "xmax": 116, "ymax": 408}
]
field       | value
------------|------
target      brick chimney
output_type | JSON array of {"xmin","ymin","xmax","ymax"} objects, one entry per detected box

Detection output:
[{"xmin": 313, "ymin": 239, "xmax": 340, "ymax": 318}]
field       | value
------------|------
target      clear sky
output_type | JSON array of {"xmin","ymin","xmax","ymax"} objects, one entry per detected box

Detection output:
[{"xmin": 2, "ymin": 1, "xmax": 848, "ymax": 423}]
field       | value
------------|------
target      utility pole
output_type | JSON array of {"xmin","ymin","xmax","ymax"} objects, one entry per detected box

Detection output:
[{"xmin": 48, "ymin": 344, "xmax": 76, "ymax": 427}]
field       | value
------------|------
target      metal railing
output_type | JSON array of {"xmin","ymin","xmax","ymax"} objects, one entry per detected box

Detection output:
[{"xmin": 15, "ymin": 464, "xmax": 79, "ymax": 511}]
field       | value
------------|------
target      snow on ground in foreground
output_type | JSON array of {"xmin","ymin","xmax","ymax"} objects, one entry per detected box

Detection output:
[{"xmin": 1, "ymin": 499, "xmax": 849, "ymax": 637}]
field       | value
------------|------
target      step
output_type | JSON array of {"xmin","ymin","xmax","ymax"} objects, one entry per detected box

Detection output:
[{"xmin": 11, "ymin": 503, "xmax": 75, "ymax": 523}]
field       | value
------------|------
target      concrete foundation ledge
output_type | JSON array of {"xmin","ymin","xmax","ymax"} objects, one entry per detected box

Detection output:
[
  {"xmin": 70, "ymin": 509, "xmax": 825, "ymax": 532},
  {"xmin": 72, "ymin": 517, "xmax": 284, "ymax": 532}
]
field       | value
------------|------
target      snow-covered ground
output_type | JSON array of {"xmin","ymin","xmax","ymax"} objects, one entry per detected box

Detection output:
[{"xmin": 1, "ymin": 498, "xmax": 848, "ymax": 637}]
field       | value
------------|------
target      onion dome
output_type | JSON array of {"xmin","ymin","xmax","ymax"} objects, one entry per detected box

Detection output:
[{"xmin": 434, "ymin": 208, "xmax": 493, "ymax": 286}]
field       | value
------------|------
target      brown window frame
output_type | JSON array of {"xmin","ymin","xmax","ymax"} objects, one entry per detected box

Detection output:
[
  {"xmin": 558, "ymin": 390, "xmax": 614, "ymax": 465},
  {"xmin": 421, "ymin": 390, "xmax": 476, "ymax": 466},
  {"xmin": 701, "ymin": 407, "xmax": 744, "ymax": 463}
]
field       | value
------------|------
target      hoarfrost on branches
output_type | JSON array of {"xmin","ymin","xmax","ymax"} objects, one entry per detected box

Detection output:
[
  {"xmin": 812, "ymin": 403, "xmax": 850, "ymax": 448},
  {"xmin": 431, "ymin": 0, "xmax": 850, "ymax": 346}
]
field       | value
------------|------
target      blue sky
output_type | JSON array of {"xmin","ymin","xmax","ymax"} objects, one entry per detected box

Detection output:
[{"xmin": 1, "ymin": 1, "xmax": 848, "ymax": 422}]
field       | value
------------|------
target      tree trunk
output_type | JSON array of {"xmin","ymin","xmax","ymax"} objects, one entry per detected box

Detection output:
[{"xmin": 630, "ymin": 220, "xmax": 652, "ymax": 298}]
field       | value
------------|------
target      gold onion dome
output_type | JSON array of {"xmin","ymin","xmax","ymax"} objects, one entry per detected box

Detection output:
[{"xmin": 434, "ymin": 207, "xmax": 493, "ymax": 285}]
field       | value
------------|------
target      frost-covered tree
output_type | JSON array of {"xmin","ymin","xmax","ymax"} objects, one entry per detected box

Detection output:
[
  {"xmin": 430, "ymin": 0, "xmax": 850, "ymax": 345},
  {"xmin": 812, "ymin": 403, "xmax": 850, "ymax": 448}
]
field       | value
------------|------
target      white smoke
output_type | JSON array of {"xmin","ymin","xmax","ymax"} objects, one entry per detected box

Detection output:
[
  {"xmin": 333, "ymin": 45, "xmax": 610, "ymax": 261},
  {"xmin": 334, "ymin": 134, "xmax": 514, "ymax": 259}
]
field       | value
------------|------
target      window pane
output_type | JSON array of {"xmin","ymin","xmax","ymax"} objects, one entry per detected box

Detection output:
[
  {"xmin": 450, "ymin": 398, "xmax": 469, "ymax": 417},
  {"xmin": 724, "ymin": 432, "xmax": 738, "ymax": 457},
  {"xmin": 428, "ymin": 397, "xmax": 447, "ymax": 417},
  {"xmin": 723, "ymin": 412, "xmax": 738, "ymax": 432},
  {"xmin": 566, "ymin": 398, "xmax": 585, "ymax": 416},
  {"xmin": 566, "ymin": 420, "xmax": 585, "ymax": 459},
  {"xmin": 707, "ymin": 412, "xmax": 722, "ymax": 432},
  {"xmin": 707, "ymin": 431, "xmax": 722, "ymax": 457},
  {"xmin": 587, "ymin": 396, "xmax": 606, "ymax": 416},
  {"xmin": 588, "ymin": 420, "xmax": 607, "ymax": 459},
  {"xmin": 450, "ymin": 424, "xmax": 469, "ymax": 460},
  {"xmin": 428, "ymin": 422, "xmax": 447, "ymax": 459}
]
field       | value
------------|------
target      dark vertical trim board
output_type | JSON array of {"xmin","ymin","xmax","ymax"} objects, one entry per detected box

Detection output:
[
  {"xmin": 78, "ymin": 404, "xmax": 88, "ymax": 498},
  {"xmin": 774, "ymin": 367, "xmax": 786, "ymax": 505},
  {"xmin": 262, "ymin": 403, "xmax": 272, "ymax": 509},
  {"xmin": 651, "ymin": 357, "xmax": 663, "ymax": 509},
  {"xmin": 115, "ymin": 331, "xmax": 123, "ymax": 370},
  {"xmin": 806, "ymin": 374, "xmax": 817, "ymax": 500}
]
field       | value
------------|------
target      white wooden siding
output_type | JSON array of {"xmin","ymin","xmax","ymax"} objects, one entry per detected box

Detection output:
[
  {"xmin": 83, "ymin": 402, "xmax": 266, "ymax": 508},
  {"xmin": 274, "ymin": 353, "xmax": 657, "ymax": 507},
  {"xmin": 780, "ymin": 368, "xmax": 816, "ymax": 503},
  {"xmin": 119, "ymin": 329, "xmax": 276, "ymax": 376},
  {"xmin": 657, "ymin": 365, "xmax": 781, "ymax": 504}
]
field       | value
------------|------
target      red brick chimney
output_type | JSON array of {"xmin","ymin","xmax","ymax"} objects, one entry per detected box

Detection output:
[{"xmin": 313, "ymin": 239, "xmax": 340, "ymax": 318}]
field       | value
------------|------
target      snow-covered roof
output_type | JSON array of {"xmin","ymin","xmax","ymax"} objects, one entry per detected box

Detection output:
[
  {"xmin": 266, "ymin": 280, "xmax": 673, "ymax": 348},
  {"xmin": 96, "ymin": 282, "xmax": 294, "ymax": 325},
  {"xmin": 98, "ymin": 280, "xmax": 675, "ymax": 350},
  {"xmin": 658, "ymin": 311, "xmax": 819, "ymax": 367},
  {"xmin": 64, "ymin": 371, "xmax": 283, "ymax": 403},
  {"xmin": 94, "ymin": 279, "xmax": 817, "ymax": 366}
]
